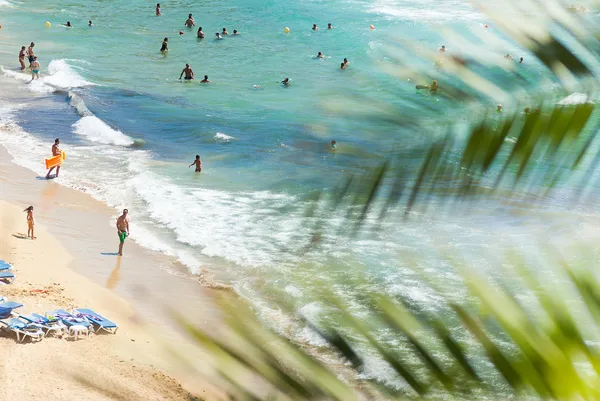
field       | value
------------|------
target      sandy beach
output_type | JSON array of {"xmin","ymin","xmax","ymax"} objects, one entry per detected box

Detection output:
[{"xmin": 0, "ymin": 145, "xmax": 227, "ymax": 400}]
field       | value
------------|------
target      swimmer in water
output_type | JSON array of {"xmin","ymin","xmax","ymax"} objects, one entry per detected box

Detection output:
[
  {"xmin": 200, "ymin": 75, "xmax": 210, "ymax": 83},
  {"xmin": 233, "ymin": 29, "xmax": 239, "ymax": 35},
  {"xmin": 497, "ymin": 104, "xmax": 503, "ymax": 112},
  {"xmin": 439, "ymin": 45, "xmax": 446, "ymax": 52},
  {"xmin": 330, "ymin": 140, "xmax": 337, "ymax": 150},
  {"xmin": 519, "ymin": 57, "xmax": 524, "ymax": 63},
  {"xmin": 88, "ymin": 20, "xmax": 94, "ymax": 27},
  {"xmin": 524, "ymin": 107, "xmax": 531, "ymax": 114},
  {"xmin": 429, "ymin": 80, "xmax": 438, "ymax": 92},
  {"xmin": 340, "ymin": 62, "xmax": 346, "ymax": 70},
  {"xmin": 160, "ymin": 37, "xmax": 169, "ymax": 53},
  {"xmin": 179, "ymin": 63, "xmax": 194, "ymax": 80},
  {"xmin": 282, "ymin": 77, "xmax": 290, "ymax": 87},
  {"xmin": 197, "ymin": 27, "xmax": 205, "ymax": 38},
  {"xmin": 156, "ymin": 3, "xmax": 161, "ymax": 16},
  {"xmin": 222, "ymin": 28, "xmax": 229, "ymax": 35},
  {"xmin": 189, "ymin": 155, "xmax": 202, "ymax": 172},
  {"xmin": 328, "ymin": 23, "xmax": 332, "ymax": 29},
  {"xmin": 343, "ymin": 57, "xmax": 349, "ymax": 66},
  {"xmin": 184, "ymin": 14, "xmax": 195, "ymax": 27},
  {"xmin": 215, "ymin": 32, "xmax": 223, "ymax": 39},
  {"xmin": 312, "ymin": 24, "xmax": 318, "ymax": 31},
  {"xmin": 62, "ymin": 21, "xmax": 73, "ymax": 27},
  {"xmin": 504, "ymin": 54, "xmax": 513, "ymax": 60},
  {"xmin": 317, "ymin": 52, "xmax": 324, "ymax": 59}
]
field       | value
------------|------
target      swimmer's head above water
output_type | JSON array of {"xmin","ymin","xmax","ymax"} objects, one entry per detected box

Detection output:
[
  {"xmin": 328, "ymin": 23, "xmax": 332, "ymax": 29},
  {"xmin": 312, "ymin": 24, "xmax": 318, "ymax": 30}
]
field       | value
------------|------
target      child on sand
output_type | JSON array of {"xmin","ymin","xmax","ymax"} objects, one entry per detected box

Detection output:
[
  {"xmin": 189, "ymin": 155, "xmax": 202, "ymax": 172},
  {"xmin": 24, "ymin": 206, "xmax": 35, "ymax": 239}
]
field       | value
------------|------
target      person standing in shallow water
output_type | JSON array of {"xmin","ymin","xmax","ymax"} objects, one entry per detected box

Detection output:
[
  {"xmin": 18, "ymin": 46, "xmax": 26, "ymax": 71},
  {"xmin": 46, "ymin": 138, "xmax": 61, "ymax": 179},
  {"xmin": 160, "ymin": 37, "xmax": 169, "ymax": 53},
  {"xmin": 27, "ymin": 42, "xmax": 35, "ymax": 67},
  {"xmin": 116, "ymin": 209, "xmax": 130, "ymax": 256},
  {"xmin": 179, "ymin": 64, "xmax": 194, "ymax": 80},
  {"xmin": 156, "ymin": 3, "xmax": 161, "ymax": 16},
  {"xmin": 189, "ymin": 155, "xmax": 202, "ymax": 172},
  {"xmin": 184, "ymin": 14, "xmax": 195, "ymax": 27}
]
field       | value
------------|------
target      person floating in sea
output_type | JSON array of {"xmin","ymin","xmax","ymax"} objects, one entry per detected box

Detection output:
[
  {"xmin": 519, "ymin": 57, "xmax": 524, "ymax": 64},
  {"xmin": 200, "ymin": 75, "xmax": 210, "ymax": 83},
  {"xmin": 497, "ymin": 104, "xmax": 503, "ymax": 112},
  {"xmin": 312, "ymin": 23, "xmax": 318, "ymax": 31},
  {"xmin": 317, "ymin": 51, "xmax": 324, "ymax": 59},
  {"xmin": 184, "ymin": 14, "xmax": 195, "ymax": 27},
  {"xmin": 189, "ymin": 155, "xmax": 202, "ymax": 172},
  {"xmin": 24, "ymin": 206, "xmax": 35, "ymax": 240},
  {"xmin": 328, "ymin": 23, "xmax": 332, "ymax": 29},
  {"xmin": 215, "ymin": 32, "xmax": 223, "ymax": 39},
  {"xmin": 179, "ymin": 63, "xmax": 194, "ymax": 80},
  {"xmin": 282, "ymin": 77, "xmax": 290, "ymax": 87},
  {"xmin": 343, "ymin": 57, "xmax": 349, "ymax": 67},
  {"xmin": 222, "ymin": 28, "xmax": 229, "ymax": 35},
  {"xmin": 116, "ymin": 209, "xmax": 130, "ymax": 256},
  {"xmin": 439, "ymin": 45, "xmax": 446, "ymax": 52},
  {"xmin": 19, "ymin": 46, "xmax": 26, "ymax": 71},
  {"xmin": 27, "ymin": 42, "xmax": 35, "ymax": 67},
  {"xmin": 88, "ymin": 20, "xmax": 93, "ymax": 27},
  {"xmin": 156, "ymin": 3, "xmax": 161, "ymax": 16},
  {"xmin": 30, "ymin": 56, "xmax": 40, "ymax": 81},
  {"xmin": 46, "ymin": 138, "xmax": 61, "ymax": 179},
  {"xmin": 340, "ymin": 62, "xmax": 346, "ymax": 70},
  {"xmin": 197, "ymin": 27, "xmax": 204, "ymax": 38},
  {"xmin": 160, "ymin": 37, "xmax": 169, "ymax": 53},
  {"xmin": 62, "ymin": 21, "xmax": 73, "ymax": 27},
  {"xmin": 330, "ymin": 140, "xmax": 337, "ymax": 150},
  {"xmin": 417, "ymin": 80, "xmax": 438, "ymax": 92},
  {"xmin": 233, "ymin": 29, "xmax": 239, "ymax": 35}
]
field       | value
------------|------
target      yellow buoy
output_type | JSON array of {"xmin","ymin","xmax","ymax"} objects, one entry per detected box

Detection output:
[
  {"xmin": 284, "ymin": 27, "xmax": 290, "ymax": 33},
  {"xmin": 45, "ymin": 21, "xmax": 51, "ymax": 27}
]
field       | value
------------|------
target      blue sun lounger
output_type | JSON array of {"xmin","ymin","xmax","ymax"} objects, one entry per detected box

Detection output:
[
  {"xmin": 73, "ymin": 308, "xmax": 118, "ymax": 334},
  {"xmin": 0, "ymin": 271, "xmax": 15, "ymax": 283},
  {"xmin": 0, "ymin": 317, "xmax": 44, "ymax": 343},
  {"xmin": 0, "ymin": 261, "xmax": 12, "ymax": 271},
  {"xmin": 0, "ymin": 301, "xmax": 23, "ymax": 319},
  {"xmin": 46, "ymin": 309, "xmax": 93, "ymax": 333},
  {"xmin": 19, "ymin": 313, "xmax": 66, "ymax": 337}
]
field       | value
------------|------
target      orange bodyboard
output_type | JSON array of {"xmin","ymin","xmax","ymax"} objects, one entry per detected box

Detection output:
[{"xmin": 45, "ymin": 151, "xmax": 66, "ymax": 169}]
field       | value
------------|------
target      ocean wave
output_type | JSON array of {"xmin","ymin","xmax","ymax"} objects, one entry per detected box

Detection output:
[
  {"xmin": 1, "ymin": 59, "xmax": 94, "ymax": 94},
  {"xmin": 558, "ymin": 93, "xmax": 594, "ymax": 105},
  {"xmin": 0, "ymin": 0, "xmax": 13, "ymax": 7},
  {"xmin": 72, "ymin": 116, "xmax": 135, "ymax": 146},
  {"xmin": 68, "ymin": 92, "xmax": 93, "ymax": 117},
  {"xmin": 214, "ymin": 132, "xmax": 235, "ymax": 143},
  {"xmin": 367, "ymin": 0, "xmax": 481, "ymax": 21}
]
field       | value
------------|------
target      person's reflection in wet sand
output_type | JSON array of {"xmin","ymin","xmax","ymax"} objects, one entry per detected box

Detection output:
[{"xmin": 106, "ymin": 257, "xmax": 122, "ymax": 290}]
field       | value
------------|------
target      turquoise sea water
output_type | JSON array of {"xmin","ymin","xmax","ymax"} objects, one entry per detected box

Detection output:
[{"xmin": 2, "ymin": 0, "xmax": 600, "ymax": 385}]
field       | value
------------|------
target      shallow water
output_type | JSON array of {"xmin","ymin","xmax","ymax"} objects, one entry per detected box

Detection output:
[{"xmin": 1, "ymin": 0, "xmax": 600, "ymax": 385}]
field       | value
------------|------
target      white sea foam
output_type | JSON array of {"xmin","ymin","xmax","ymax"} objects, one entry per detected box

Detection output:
[
  {"xmin": 72, "ymin": 116, "xmax": 135, "ymax": 146},
  {"xmin": 367, "ymin": 0, "xmax": 481, "ymax": 21},
  {"xmin": 0, "ymin": 0, "xmax": 13, "ymax": 7},
  {"xmin": 1, "ymin": 59, "xmax": 94, "ymax": 94},
  {"xmin": 558, "ymin": 93, "xmax": 594, "ymax": 105},
  {"xmin": 214, "ymin": 132, "xmax": 235, "ymax": 143}
]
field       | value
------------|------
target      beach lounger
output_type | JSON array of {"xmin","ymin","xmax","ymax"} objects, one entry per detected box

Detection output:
[
  {"xmin": 46, "ymin": 309, "xmax": 93, "ymax": 335},
  {"xmin": 19, "ymin": 313, "xmax": 66, "ymax": 337},
  {"xmin": 0, "ymin": 271, "xmax": 15, "ymax": 283},
  {"xmin": 0, "ymin": 301, "xmax": 24, "ymax": 319},
  {"xmin": 0, "ymin": 261, "xmax": 12, "ymax": 271},
  {"xmin": 0, "ymin": 317, "xmax": 45, "ymax": 343},
  {"xmin": 73, "ymin": 308, "xmax": 118, "ymax": 334}
]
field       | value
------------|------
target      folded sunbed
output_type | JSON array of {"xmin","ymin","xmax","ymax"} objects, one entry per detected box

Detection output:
[
  {"xmin": 46, "ymin": 309, "xmax": 93, "ymax": 333},
  {"xmin": 0, "ymin": 261, "xmax": 11, "ymax": 271},
  {"xmin": 0, "ymin": 317, "xmax": 45, "ymax": 343},
  {"xmin": 73, "ymin": 308, "xmax": 118, "ymax": 334},
  {"xmin": 0, "ymin": 271, "xmax": 15, "ymax": 283},
  {"xmin": 19, "ymin": 313, "xmax": 66, "ymax": 337}
]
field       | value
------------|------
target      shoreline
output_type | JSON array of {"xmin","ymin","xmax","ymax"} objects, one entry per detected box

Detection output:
[{"xmin": 0, "ymin": 144, "xmax": 226, "ymax": 399}]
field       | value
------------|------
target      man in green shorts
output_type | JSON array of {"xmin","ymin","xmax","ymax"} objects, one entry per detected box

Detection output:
[{"xmin": 116, "ymin": 209, "xmax": 130, "ymax": 256}]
